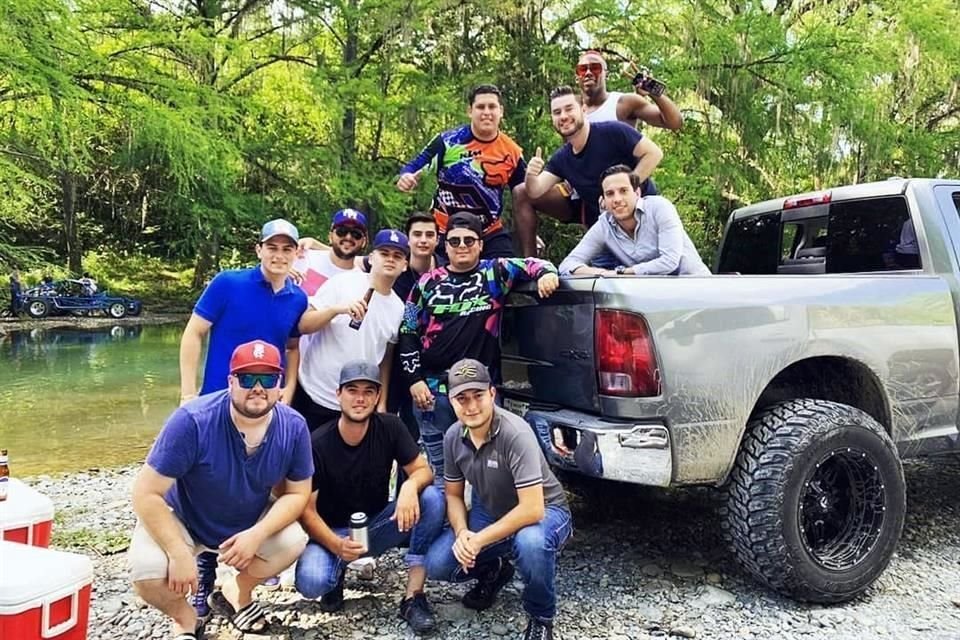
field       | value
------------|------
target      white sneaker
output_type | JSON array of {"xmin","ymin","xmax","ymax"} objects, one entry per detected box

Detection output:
[{"xmin": 348, "ymin": 557, "xmax": 377, "ymax": 580}]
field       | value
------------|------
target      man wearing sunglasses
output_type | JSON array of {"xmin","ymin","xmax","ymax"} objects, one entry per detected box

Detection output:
[
  {"xmin": 131, "ymin": 341, "xmax": 313, "ymax": 639},
  {"xmin": 292, "ymin": 208, "xmax": 367, "ymax": 297},
  {"xmin": 575, "ymin": 50, "xmax": 683, "ymax": 130},
  {"xmin": 398, "ymin": 212, "xmax": 560, "ymax": 486},
  {"xmin": 396, "ymin": 84, "xmax": 529, "ymax": 260},
  {"xmin": 178, "ymin": 218, "xmax": 308, "ymax": 619},
  {"xmin": 294, "ymin": 230, "xmax": 410, "ymax": 431},
  {"xmin": 295, "ymin": 360, "xmax": 444, "ymax": 634}
]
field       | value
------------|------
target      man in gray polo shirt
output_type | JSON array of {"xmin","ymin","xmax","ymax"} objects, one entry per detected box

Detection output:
[
  {"xmin": 558, "ymin": 164, "xmax": 711, "ymax": 276},
  {"xmin": 424, "ymin": 358, "xmax": 572, "ymax": 640}
]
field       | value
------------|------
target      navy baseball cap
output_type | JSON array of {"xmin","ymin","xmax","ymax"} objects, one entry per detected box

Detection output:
[
  {"xmin": 373, "ymin": 229, "xmax": 409, "ymax": 256},
  {"xmin": 260, "ymin": 218, "xmax": 299, "ymax": 243},
  {"xmin": 332, "ymin": 208, "xmax": 368, "ymax": 229},
  {"xmin": 447, "ymin": 212, "xmax": 483, "ymax": 236},
  {"xmin": 339, "ymin": 360, "xmax": 381, "ymax": 388}
]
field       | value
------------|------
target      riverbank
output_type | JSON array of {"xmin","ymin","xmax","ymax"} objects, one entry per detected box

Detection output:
[
  {"xmin": 0, "ymin": 311, "xmax": 188, "ymax": 333},
  {"xmin": 26, "ymin": 457, "xmax": 960, "ymax": 639}
]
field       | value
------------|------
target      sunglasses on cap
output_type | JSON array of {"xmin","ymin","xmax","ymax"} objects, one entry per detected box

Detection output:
[
  {"xmin": 334, "ymin": 226, "xmax": 364, "ymax": 240},
  {"xmin": 235, "ymin": 372, "xmax": 282, "ymax": 389},
  {"xmin": 446, "ymin": 236, "xmax": 479, "ymax": 248},
  {"xmin": 575, "ymin": 62, "xmax": 604, "ymax": 78}
]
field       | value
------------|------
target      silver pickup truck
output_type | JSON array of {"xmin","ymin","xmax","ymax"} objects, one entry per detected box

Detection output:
[{"xmin": 500, "ymin": 178, "xmax": 960, "ymax": 603}]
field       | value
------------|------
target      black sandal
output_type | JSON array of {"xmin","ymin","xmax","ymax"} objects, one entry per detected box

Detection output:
[{"xmin": 207, "ymin": 590, "xmax": 270, "ymax": 633}]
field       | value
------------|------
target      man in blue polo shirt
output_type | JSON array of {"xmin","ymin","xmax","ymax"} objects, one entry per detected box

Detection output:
[
  {"xmin": 177, "ymin": 218, "xmax": 308, "ymax": 619},
  {"xmin": 130, "ymin": 341, "xmax": 313, "ymax": 639}
]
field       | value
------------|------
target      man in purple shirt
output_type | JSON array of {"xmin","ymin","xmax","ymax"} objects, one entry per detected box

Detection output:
[{"xmin": 129, "ymin": 341, "xmax": 314, "ymax": 639}]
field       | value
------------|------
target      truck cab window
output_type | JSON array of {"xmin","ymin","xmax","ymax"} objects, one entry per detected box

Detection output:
[
  {"xmin": 826, "ymin": 196, "xmax": 919, "ymax": 272},
  {"xmin": 718, "ymin": 212, "xmax": 780, "ymax": 274}
]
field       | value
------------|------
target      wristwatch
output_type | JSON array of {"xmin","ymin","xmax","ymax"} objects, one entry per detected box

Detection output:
[{"xmin": 615, "ymin": 265, "xmax": 627, "ymax": 275}]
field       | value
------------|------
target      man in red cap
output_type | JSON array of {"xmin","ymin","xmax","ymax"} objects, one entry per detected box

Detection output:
[
  {"xmin": 178, "ymin": 217, "xmax": 309, "ymax": 614},
  {"xmin": 130, "ymin": 341, "xmax": 314, "ymax": 639}
]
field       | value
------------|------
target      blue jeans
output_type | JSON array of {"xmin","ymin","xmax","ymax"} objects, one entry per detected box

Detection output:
[
  {"xmin": 424, "ymin": 500, "xmax": 573, "ymax": 621},
  {"xmin": 413, "ymin": 377, "xmax": 457, "ymax": 488},
  {"xmin": 295, "ymin": 485, "xmax": 445, "ymax": 598}
]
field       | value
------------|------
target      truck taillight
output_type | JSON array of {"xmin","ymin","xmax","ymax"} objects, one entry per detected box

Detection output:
[
  {"xmin": 595, "ymin": 309, "xmax": 660, "ymax": 397},
  {"xmin": 783, "ymin": 191, "xmax": 831, "ymax": 209}
]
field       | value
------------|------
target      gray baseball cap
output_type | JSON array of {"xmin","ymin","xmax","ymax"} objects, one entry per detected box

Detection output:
[
  {"xmin": 338, "ymin": 360, "xmax": 381, "ymax": 387},
  {"xmin": 447, "ymin": 358, "xmax": 492, "ymax": 397}
]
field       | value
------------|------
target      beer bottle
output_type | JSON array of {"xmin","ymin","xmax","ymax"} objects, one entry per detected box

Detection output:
[
  {"xmin": 348, "ymin": 288, "xmax": 375, "ymax": 330},
  {"xmin": 0, "ymin": 449, "xmax": 9, "ymax": 501}
]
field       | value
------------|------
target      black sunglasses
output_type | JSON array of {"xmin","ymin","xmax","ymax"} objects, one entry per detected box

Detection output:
[
  {"xmin": 446, "ymin": 236, "xmax": 479, "ymax": 248},
  {"xmin": 334, "ymin": 226, "xmax": 364, "ymax": 240}
]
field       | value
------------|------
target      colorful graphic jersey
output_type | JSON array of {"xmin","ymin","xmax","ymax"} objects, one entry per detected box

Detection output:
[
  {"xmin": 400, "ymin": 125, "xmax": 526, "ymax": 236},
  {"xmin": 398, "ymin": 258, "xmax": 557, "ymax": 382}
]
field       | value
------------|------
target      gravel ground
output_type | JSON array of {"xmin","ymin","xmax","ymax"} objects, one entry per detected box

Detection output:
[{"xmin": 27, "ymin": 456, "xmax": 960, "ymax": 640}]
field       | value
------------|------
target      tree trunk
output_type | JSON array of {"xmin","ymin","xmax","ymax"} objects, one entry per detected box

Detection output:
[
  {"xmin": 59, "ymin": 168, "xmax": 81, "ymax": 273},
  {"xmin": 341, "ymin": 0, "xmax": 359, "ymax": 165}
]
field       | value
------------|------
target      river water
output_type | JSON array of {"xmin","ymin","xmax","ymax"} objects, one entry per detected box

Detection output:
[{"xmin": 0, "ymin": 323, "xmax": 183, "ymax": 475}]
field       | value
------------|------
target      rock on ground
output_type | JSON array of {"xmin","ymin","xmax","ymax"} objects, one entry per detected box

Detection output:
[{"xmin": 26, "ymin": 457, "xmax": 960, "ymax": 640}]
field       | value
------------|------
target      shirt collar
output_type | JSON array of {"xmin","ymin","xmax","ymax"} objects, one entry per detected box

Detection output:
[
  {"xmin": 604, "ymin": 200, "xmax": 646, "ymax": 234},
  {"xmin": 460, "ymin": 410, "xmax": 503, "ymax": 444},
  {"xmin": 250, "ymin": 265, "xmax": 296, "ymax": 295}
]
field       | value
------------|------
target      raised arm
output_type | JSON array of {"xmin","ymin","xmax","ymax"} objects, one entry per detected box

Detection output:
[
  {"xmin": 618, "ymin": 93, "xmax": 683, "ymax": 131},
  {"xmin": 397, "ymin": 134, "xmax": 443, "ymax": 193},
  {"xmin": 523, "ymin": 146, "xmax": 562, "ymax": 200},
  {"xmin": 631, "ymin": 136, "xmax": 663, "ymax": 184}
]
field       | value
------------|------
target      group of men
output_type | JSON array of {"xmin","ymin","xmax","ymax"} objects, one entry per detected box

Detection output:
[
  {"xmin": 129, "ymin": 50, "xmax": 709, "ymax": 640},
  {"xmin": 396, "ymin": 50, "xmax": 709, "ymax": 275}
]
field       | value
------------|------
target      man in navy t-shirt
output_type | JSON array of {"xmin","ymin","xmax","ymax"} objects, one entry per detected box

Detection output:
[
  {"xmin": 130, "ymin": 341, "xmax": 314, "ymax": 638},
  {"xmin": 521, "ymin": 85, "xmax": 663, "ymax": 232}
]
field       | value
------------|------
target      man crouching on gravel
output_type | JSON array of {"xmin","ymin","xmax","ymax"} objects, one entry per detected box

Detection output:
[
  {"xmin": 129, "ymin": 340, "xmax": 313, "ymax": 640},
  {"xmin": 425, "ymin": 359, "xmax": 573, "ymax": 640}
]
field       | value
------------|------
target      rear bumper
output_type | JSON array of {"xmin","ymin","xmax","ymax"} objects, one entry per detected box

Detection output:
[{"xmin": 523, "ymin": 409, "xmax": 673, "ymax": 487}]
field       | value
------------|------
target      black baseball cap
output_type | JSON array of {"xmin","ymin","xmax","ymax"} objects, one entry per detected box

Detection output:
[
  {"xmin": 446, "ymin": 212, "xmax": 483, "ymax": 237},
  {"xmin": 447, "ymin": 358, "xmax": 492, "ymax": 397}
]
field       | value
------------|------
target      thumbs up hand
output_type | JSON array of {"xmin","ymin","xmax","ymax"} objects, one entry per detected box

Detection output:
[
  {"xmin": 396, "ymin": 167, "xmax": 424, "ymax": 193},
  {"xmin": 526, "ymin": 147, "xmax": 545, "ymax": 178}
]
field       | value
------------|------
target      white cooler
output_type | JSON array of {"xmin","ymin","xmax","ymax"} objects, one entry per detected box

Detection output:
[
  {"xmin": 0, "ymin": 540, "xmax": 93, "ymax": 640},
  {"xmin": 0, "ymin": 478, "xmax": 55, "ymax": 547}
]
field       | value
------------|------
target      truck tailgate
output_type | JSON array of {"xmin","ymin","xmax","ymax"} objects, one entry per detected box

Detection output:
[{"xmin": 500, "ymin": 279, "xmax": 599, "ymax": 413}]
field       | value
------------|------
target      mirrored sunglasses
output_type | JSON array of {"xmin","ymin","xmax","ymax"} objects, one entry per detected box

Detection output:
[{"xmin": 235, "ymin": 372, "xmax": 281, "ymax": 389}]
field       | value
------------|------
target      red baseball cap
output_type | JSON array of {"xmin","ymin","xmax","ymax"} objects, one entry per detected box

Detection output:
[{"xmin": 229, "ymin": 340, "xmax": 282, "ymax": 374}]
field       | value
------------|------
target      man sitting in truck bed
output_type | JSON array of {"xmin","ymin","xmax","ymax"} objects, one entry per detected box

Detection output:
[{"xmin": 557, "ymin": 165, "xmax": 711, "ymax": 276}]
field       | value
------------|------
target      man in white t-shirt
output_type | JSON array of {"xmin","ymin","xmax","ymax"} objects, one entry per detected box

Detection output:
[
  {"xmin": 295, "ymin": 230, "xmax": 409, "ymax": 431},
  {"xmin": 293, "ymin": 209, "xmax": 367, "ymax": 296}
]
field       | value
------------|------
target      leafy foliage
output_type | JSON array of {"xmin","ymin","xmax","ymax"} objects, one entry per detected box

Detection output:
[{"xmin": 0, "ymin": 0, "xmax": 957, "ymax": 284}]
